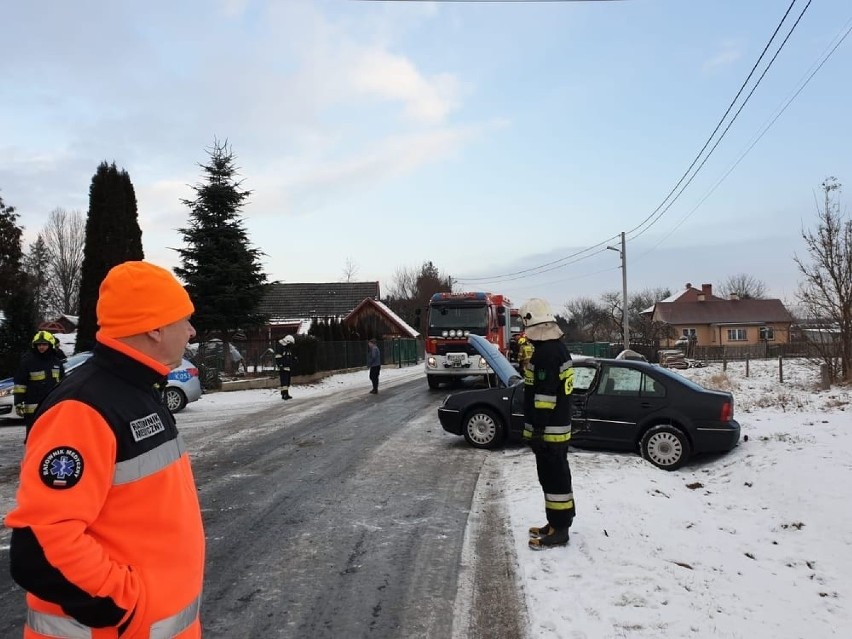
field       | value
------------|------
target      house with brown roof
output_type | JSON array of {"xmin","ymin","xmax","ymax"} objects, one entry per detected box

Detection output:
[
  {"xmin": 645, "ymin": 283, "xmax": 794, "ymax": 348},
  {"xmin": 345, "ymin": 298, "xmax": 420, "ymax": 340},
  {"xmin": 257, "ymin": 281, "xmax": 381, "ymax": 339}
]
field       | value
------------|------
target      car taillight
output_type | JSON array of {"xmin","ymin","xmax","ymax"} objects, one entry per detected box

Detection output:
[
  {"xmin": 720, "ymin": 401, "xmax": 733, "ymax": 422},
  {"xmin": 187, "ymin": 367, "xmax": 199, "ymax": 377}
]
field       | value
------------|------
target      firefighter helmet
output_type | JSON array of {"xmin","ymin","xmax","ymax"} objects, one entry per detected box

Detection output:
[
  {"xmin": 519, "ymin": 298, "xmax": 556, "ymax": 328},
  {"xmin": 281, "ymin": 335, "xmax": 295, "ymax": 346},
  {"xmin": 32, "ymin": 330, "xmax": 56, "ymax": 346}
]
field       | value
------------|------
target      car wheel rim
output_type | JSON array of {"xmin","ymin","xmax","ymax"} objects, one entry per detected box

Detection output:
[
  {"xmin": 166, "ymin": 391, "xmax": 181, "ymax": 411},
  {"xmin": 467, "ymin": 414, "xmax": 496, "ymax": 445},
  {"xmin": 646, "ymin": 432, "xmax": 683, "ymax": 466}
]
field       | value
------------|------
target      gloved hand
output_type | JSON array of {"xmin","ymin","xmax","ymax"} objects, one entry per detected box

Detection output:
[{"xmin": 14, "ymin": 404, "xmax": 24, "ymax": 417}]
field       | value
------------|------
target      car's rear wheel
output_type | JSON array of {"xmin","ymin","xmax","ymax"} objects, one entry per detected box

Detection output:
[
  {"xmin": 165, "ymin": 387, "xmax": 187, "ymax": 413},
  {"xmin": 427, "ymin": 375, "xmax": 441, "ymax": 390},
  {"xmin": 463, "ymin": 408, "xmax": 504, "ymax": 449},
  {"xmin": 640, "ymin": 424, "xmax": 691, "ymax": 470}
]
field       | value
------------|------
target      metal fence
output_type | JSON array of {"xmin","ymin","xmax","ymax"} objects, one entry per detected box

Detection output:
[
  {"xmin": 187, "ymin": 336, "xmax": 422, "ymax": 389},
  {"xmin": 692, "ymin": 341, "xmax": 841, "ymax": 362}
]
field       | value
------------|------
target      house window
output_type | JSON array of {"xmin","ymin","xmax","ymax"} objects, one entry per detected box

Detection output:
[
  {"xmin": 682, "ymin": 328, "xmax": 696, "ymax": 337},
  {"xmin": 727, "ymin": 328, "xmax": 747, "ymax": 342},
  {"xmin": 759, "ymin": 326, "xmax": 775, "ymax": 341}
]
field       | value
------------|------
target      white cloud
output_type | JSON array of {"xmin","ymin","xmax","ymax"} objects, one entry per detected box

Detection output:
[
  {"xmin": 349, "ymin": 48, "xmax": 462, "ymax": 124},
  {"xmin": 703, "ymin": 41, "xmax": 742, "ymax": 71}
]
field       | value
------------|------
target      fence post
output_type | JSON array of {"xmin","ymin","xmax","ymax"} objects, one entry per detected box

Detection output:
[
  {"xmin": 778, "ymin": 355, "xmax": 784, "ymax": 383},
  {"xmin": 722, "ymin": 352, "xmax": 727, "ymax": 372},
  {"xmin": 745, "ymin": 353, "xmax": 749, "ymax": 378},
  {"xmin": 820, "ymin": 363, "xmax": 831, "ymax": 390}
]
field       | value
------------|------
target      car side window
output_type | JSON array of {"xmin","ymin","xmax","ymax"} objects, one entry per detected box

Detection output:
[
  {"xmin": 571, "ymin": 366, "xmax": 596, "ymax": 392},
  {"xmin": 641, "ymin": 374, "xmax": 666, "ymax": 398},
  {"xmin": 597, "ymin": 367, "xmax": 642, "ymax": 397}
]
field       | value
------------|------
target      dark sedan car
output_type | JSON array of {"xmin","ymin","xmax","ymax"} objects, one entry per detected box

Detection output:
[{"xmin": 437, "ymin": 335, "xmax": 740, "ymax": 470}]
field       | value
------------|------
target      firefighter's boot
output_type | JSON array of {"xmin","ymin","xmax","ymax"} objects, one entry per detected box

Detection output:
[
  {"xmin": 529, "ymin": 526, "xmax": 570, "ymax": 550},
  {"xmin": 528, "ymin": 523, "xmax": 552, "ymax": 538}
]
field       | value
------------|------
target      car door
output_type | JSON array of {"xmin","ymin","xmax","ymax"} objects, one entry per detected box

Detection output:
[{"xmin": 581, "ymin": 364, "xmax": 667, "ymax": 448}]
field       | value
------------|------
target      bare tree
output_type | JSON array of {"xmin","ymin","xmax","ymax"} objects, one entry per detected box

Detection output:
[
  {"xmin": 562, "ymin": 297, "xmax": 610, "ymax": 342},
  {"xmin": 794, "ymin": 177, "xmax": 851, "ymax": 382},
  {"xmin": 719, "ymin": 273, "xmax": 768, "ymax": 299},
  {"xmin": 384, "ymin": 261, "xmax": 453, "ymax": 329},
  {"xmin": 42, "ymin": 208, "xmax": 85, "ymax": 316},
  {"xmin": 387, "ymin": 264, "xmax": 418, "ymax": 300},
  {"xmin": 341, "ymin": 256, "xmax": 359, "ymax": 282}
]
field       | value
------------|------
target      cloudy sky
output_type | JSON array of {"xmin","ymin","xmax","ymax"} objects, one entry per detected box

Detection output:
[{"xmin": 2, "ymin": 0, "xmax": 850, "ymax": 310}]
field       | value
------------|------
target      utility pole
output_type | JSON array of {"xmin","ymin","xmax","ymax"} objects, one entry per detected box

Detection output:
[{"xmin": 607, "ymin": 232, "xmax": 629, "ymax": 351}]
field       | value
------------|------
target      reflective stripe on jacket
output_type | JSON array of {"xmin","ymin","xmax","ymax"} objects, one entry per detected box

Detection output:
[
  {"xmin": 522, "ymin": 340, "xmax": 574, "ymax": 444},
  {"xmin": 5, "ymin": 335, "xmax": 205, "ymax": 639}
]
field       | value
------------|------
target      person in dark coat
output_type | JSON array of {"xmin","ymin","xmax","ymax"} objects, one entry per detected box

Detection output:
[
  {"xmin": 520, "ymin": 299, "xmax": 576, "ymax": 550},
  {"xmin": 13, "ymin": 330, "xmax": 66, "ymax": 439},
  {"xmin": 367, "ymin": 338, "xmax": 381, "ymax": 394},
  {"xmin": 274, "ymin": 335, "xmax": 296, "ymax": 400}
]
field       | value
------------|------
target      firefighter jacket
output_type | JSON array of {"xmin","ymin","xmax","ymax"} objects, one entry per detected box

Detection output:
[
  {"xmin": 5, "ymin": 335, "xmax": 205, "ymax": 639},
  {"xmin": 274, "ymin": 342, "xmax": 295, "ymax": 371},
  {"xmin": 13, "ymin": 347, "xmax": 65, "ymax": 418},
  {"xmin": 518, "ymin": 339, "xmax": 534, "ymax": 372},
  {"xmin": 522, "ymin": 339, "xmax": 574, "ymax": 445}
]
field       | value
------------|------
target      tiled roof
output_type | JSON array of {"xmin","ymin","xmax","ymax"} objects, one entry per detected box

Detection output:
[
  {"xmin": 260, "ymin": 282, "xmax": 380, "ymax": 321},
  {"xmin": 653, "ymin": 299, "xmax": 793, "ymax": 325}
]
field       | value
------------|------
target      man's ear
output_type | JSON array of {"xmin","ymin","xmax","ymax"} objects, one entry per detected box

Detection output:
[{"xmin": 147, "ymin": 328, "xmax": 163, "ymax": 343}]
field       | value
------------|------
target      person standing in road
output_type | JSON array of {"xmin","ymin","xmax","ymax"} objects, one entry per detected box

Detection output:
[
  {"xmin": 520, "ymin": 298, "xmax": 576, "ymax": 550},
  {"xmin": 13, "ymin": 330, "xmax": 66, "ymax": 440},
  {"xmin": 5, "ymin": 260, "xmax": 206, "ymax": 639},
  {"xmin": 275, "ymin": 334, "xmax": 296, "ymax": 400},
  {"xmin": 367, "ymin": 338, "xmax": 381, "ymax": 394}
]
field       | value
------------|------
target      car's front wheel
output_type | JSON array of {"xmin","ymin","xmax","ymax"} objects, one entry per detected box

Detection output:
[
  {"xmin": 165, "ymin": 387, "xmax": 187, "ymax": 413},
  {"xmin": 640, "ymin": 424, "xmax": 691, "ymax": 470},
  {"xmin": 427, "ymin": 375, "xmax": 441, "ymax": 390},
  {"xmin": 463, "ymin": 408, "xmax": 504, "ymax": 449}
]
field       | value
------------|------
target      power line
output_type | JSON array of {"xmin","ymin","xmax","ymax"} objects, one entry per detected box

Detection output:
[
  {"xmin": 628, "ymin": 0, "xmax": 812, "ymax": 243},
  {"xmin": 456, "ymin": 0, "xmax": 809, "ymax": 285},
  {"xmin": 632, "ymin": 13, "xmax": 852, "ymax": 262}
]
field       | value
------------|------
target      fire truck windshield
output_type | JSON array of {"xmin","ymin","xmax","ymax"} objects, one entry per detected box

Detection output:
[{"xmin": 428, "ymin": 305, "xmax": 488, "ymax": 335}]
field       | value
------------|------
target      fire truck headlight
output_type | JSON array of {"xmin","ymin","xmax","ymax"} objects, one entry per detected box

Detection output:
[
  {"xmin": 449, "ymin": 329, "xmax": 457, "ymax": 337},
  {"xmin": 427, "ymin": 356, "xmax": 437, "ymax": 368},
  {"xmin": 442, "ymin": 330, "xmax": 449, "ymax": 337},
  {"xmin": 464, "ymin": 330, "xmax": 470, "ymax": 337},
  {"xmin": 479, "ymin": 357, "xmax": 487, "ymax": 368}
]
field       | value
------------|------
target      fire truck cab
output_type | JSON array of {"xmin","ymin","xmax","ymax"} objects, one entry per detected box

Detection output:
[{"xmin": 424, "ymin": 292, "xmax": 512, "ymax": 389}]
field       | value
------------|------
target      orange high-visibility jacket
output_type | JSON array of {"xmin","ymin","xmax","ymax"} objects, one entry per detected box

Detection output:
[{"xmin": 5, "ymin": 336, "xmax": 205, "ymax": 639}]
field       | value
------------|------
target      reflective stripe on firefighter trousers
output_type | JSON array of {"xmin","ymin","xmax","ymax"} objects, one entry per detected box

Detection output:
[
  {"xmin": 27, "ymin": 594, "xmax": 201, "ymax": 639},
  {"xmin": 523, "ymin": 423, "xmax": 572, "ymax": 443},
  {"xmin": 545, "ymin": 491, "xmax": 575, "ymax": 510}
]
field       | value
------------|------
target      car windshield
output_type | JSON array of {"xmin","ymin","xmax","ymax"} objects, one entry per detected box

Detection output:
[{"xmin": 428, "ymin": 305, "xmax": 488, "ymax": 335}]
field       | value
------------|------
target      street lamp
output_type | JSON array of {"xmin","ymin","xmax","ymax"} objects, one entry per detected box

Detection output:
[{"xmin": 606, "ymin": 231, "xmax": 629, "ymax": 351}]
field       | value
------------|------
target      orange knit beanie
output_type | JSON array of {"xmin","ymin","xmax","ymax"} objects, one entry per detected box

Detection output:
[{"xmin": 97, "ymin": 261, "xmax": 195, "ymax": 338}]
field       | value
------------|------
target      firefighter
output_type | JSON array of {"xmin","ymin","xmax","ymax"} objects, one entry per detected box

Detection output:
[
  {"xmin": 5, "ymin": 260, "xmax": 205, "ymax": 639},
  {"xmin": 520, "ymin": 298, "xmax": 576, "ymax": 550},
  {"xmin": 13, "ymin": 330, "xmax": 65, "ymax": 440},
  {"xmin": 275, "ymin": 334, "xmax": 296, "ymax": 400},
  {"xmin": 517, "ymin": 334, "xmax": 534, "ymax": 372}
]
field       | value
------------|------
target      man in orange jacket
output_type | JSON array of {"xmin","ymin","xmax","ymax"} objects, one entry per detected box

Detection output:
[{"xmin": 5, "ymin": 261, "xmax": 206, "ymax": 639}]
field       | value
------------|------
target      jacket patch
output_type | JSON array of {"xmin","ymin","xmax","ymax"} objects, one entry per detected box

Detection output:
[
  {"xmin": 40, "ymin": 447, "xmax": 84, "ymax": 489},
  {"xmin": 129, "ymin": 413, "xmax": 166, "ymax": 442}
]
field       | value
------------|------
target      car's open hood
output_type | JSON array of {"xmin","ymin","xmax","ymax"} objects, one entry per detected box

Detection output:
[{"xmin": 468, "ymin": 334, "xmax": 522, "ymax": 387}]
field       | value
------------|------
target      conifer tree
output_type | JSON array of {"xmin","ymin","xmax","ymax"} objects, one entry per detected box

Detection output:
[
  {"xmin": 175, "ymin": 140, "xmax": 268, "ymax": 372},
  {"xmin": 75, "ymin": 162, "xmax": 144, "ymax": 352},
  {"xmin": 0, "ymin": 193, "xmax": 38, "ymax": 375},
  {"xmin": 23, "ymin": 235, "xmax": 51, "ymax": 321}
]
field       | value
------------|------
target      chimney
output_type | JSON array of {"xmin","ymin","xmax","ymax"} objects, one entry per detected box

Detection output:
[
  {"xmin": 701, "ymin": 283, "xmax": 712, "ymax": 297},
  {"xmin": 685, "ymin": 282, "xmax": 692, "ymax": 290}
]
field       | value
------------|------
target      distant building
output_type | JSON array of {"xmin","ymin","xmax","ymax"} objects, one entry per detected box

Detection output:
[{"xmin": 643, "ymin": 283, "xmax": 794, "ymax": 347}]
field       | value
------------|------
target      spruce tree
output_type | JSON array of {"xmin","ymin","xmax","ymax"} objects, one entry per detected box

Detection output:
[
  {"xmin": 75, "ymin": 162, "xmax": 144, "ymax": 352},
  {"xmin": 175, "ymin": 140, "xmax": 268, "ymax": 372},
  {"xmin": 0, "ymin": 193, "xmax": 38, "ymax": 376}
]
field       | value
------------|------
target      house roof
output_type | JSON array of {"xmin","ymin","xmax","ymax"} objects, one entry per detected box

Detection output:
[
  {"xmin": 652, "ymin": 299, "xmax": 794, "ymax": 325},
  {"xmin": 346, "ymin": 298, "xmax": 420, "ymax": 338},
  {"xmin": 259, "ymin": 281, "xmax": 380, "ymax": 321}
]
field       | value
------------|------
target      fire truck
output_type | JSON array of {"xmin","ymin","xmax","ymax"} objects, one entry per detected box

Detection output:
[{"xmin": 424, "ymin": 292, "xmax": 513, "ymax": 389}]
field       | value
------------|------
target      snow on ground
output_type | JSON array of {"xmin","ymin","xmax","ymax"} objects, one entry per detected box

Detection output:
[
  {"xmin": 503, "ymin": 359, "xmax": 852, "ymax": 639},
  {"xmin": 6, "ymin": 357, "xmax": 849, "ymax": 638}
]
